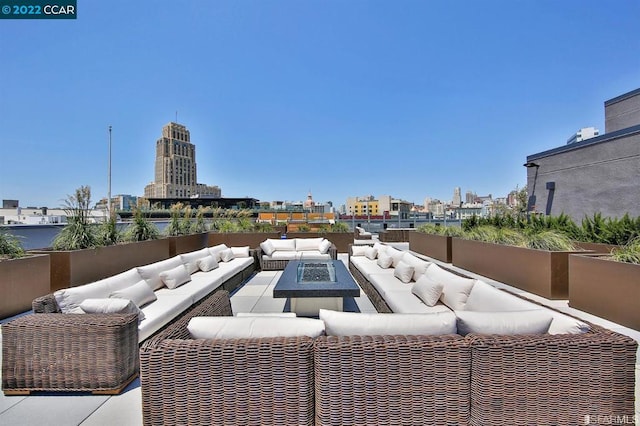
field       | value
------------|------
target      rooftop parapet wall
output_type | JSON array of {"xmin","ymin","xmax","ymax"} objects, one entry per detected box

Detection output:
[{"xmin": 605, "ymin": 87, "xmax": 640, "ymax": 133}]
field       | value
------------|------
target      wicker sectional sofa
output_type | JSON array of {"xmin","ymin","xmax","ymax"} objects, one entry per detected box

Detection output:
[
  {"xmin": 2, "ymin": 244, "xmax": 256, "ymax": 395},
  {"xmin": 348, "ymin": 243, "xmax": 638, "ymax": 425},
  {"xmin": 139, "ymin": 286, "xmax": 637, "ymax": 426},
  {"xmin": 257, "ymin": 237, "xmax": 337, "ymax": 270}
]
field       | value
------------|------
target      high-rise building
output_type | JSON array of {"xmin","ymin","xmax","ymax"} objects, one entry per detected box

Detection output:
[
  {"xmin": 144, "ymin": 122, "xmax": 221, "ymax": 199},
  {"xmin": 452, "ymin": 187, "xmax": 461, "ymax": 207}
]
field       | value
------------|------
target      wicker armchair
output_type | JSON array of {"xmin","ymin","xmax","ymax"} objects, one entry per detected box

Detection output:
[
  {"xmin": 2, "ymin": 312, "xmax": 139, "ymax": 395},
  {"xmin": 2, "ymin": 289, "xmax": 234, "ymax": 395},
  {"xmin": 140, "ymin": 292, "xmax": 315, "ymax": 426}
]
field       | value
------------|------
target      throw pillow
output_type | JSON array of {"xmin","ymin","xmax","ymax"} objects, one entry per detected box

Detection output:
[
  {"xmin": 159, "ymin": 264, "xmax": 192, "ymax": 289},
  {"xmin": 260, "ymin": 239, "xmax": 276, "ymax": 256},
  {"xmin": 412, "ymin": 275, "xmax": 444, "ymax": 307},
  {"xmin": 318, "ymin": 239, "xmax": 332, "ymax": 254},
  {"xmin": 319, "ymin": 309, "xmax": 457, "ymax": 336},
  {"xmin": 393, "ymin": 261, "xmax": 415, "ymax": 283},
  {"xmin": 110, "ymin": 280, "xmax": 157, "ymax": 308},
  {"xmin": 179, "ymin": 248, "xmax": 213, "ymax": 274},
  {"xmin": 197, "ymin": 255, "xmax": 219, "ymax": 272},
  {"xmin": 387, "ymin": 247, "xmax": 406, "ymax": 268},
  {"xmin": 188, "ymin": 317, "xmax": 325, "ymax": 339},
  {"xmin": 351, "ymin": 246, "xmax": 368, "ymax": 257},
  {"xmin": 455, "ymin": 310, "xmax": 553, "ymax": 336},
  {"xmin": 209, "ymin": 244, "xmax": 229, "ymax": 262},
  {"xmin": 377, "ymin": 253, "xmax": 393, "ymax": 269},
  {"xmin": 231, "ymin": 246, "xmax": 250, "ymax": 258},
  {"xmin": 220, "ymin": 248, "xmax": 235, "ymax": 262},
  {"xmin": 365, "ymin": 246, "xmax": 377, "ymax": 260},
  {"xmin": 80, "ymin": 298, "xmax": 145, "ymax": 322},
  {"xmin": 424, "ymin": 264, "xmax": 476, "ymax": 310}
]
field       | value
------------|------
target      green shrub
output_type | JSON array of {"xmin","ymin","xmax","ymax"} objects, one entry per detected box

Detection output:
[
  {"xmin": 331, "ymin": 222, "xmax": 350, "ymax": 233},
  {"xmin": 297, "ymin": 224, "xmax": 311, "ymax": 232},
  {"xmin": 96, "ymin": 217, "xmax": 121, "ymax": 246},
  {"xmin": 123, "ymin": 209, "xmax": 159, "ymax": 242},
  {"xmin": 254, "ymin": 222, "xmax": 274, "ymax": 232},
  {"xmin": 610, "ymin": 237, "xmax": 640, "ymax": 264},
  {"xmin": 524, "ymin": 230, "xmax": 576, "ymax": 251},
  {"xmin": 0, "ymin": 229, "xmax": 25, "ymax": 259}
]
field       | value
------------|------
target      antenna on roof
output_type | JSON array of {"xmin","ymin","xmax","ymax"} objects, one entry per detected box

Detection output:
[{"xmin": 175, "ymin": 111, "xmax": 178, "ymax": 124}]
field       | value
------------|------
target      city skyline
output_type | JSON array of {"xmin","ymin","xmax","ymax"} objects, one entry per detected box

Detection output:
[{"xmin": 1, "ymin": 1, "xmax": 639, "ymax": 208}]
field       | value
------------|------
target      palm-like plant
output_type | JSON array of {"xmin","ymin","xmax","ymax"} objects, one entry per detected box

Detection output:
[
  {"xmin": 123, "ymin": 209, "xmax": 159, "ymax": 242},
  {"xmin": 53, "ymin": 185, "xmax": 98, "ymax": 250},
  {"xmin": 0, "ymin": 228, "xmax": 25, "ymax": 259},
  {"xmin": 610, "ymin": 237, "xmax": 640, "ymax": 264}
]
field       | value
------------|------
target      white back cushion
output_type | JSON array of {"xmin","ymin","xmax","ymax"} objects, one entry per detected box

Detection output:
[
  {"xmin": 231, "ymin": 246, "xmax": 250, "ymax": 258},
  {"xmin": 209, "ymin": 244, "xmax": 229, "ymax": 261},
  {"xmin": 401, "ymin": 253, "xmax": 432, "ymax": 281},
  {"xmin": 54, "ymin": 268, "xmax": 143, "ymax": 313},
  {"xmin": 137, "ymin": 256, "xmax": 184, "ymax": 290},
  {"xmin": 188, "ymin": 316, "xmax": 325, "ymax": 339},
  {"xmin": 424, "ymin": 264, "xmax": 475, "ymax": 310},
  {"xmin": 271, "ymin": 239, "xmax": 296, "ymax": 251},
  {"xmin": 387, "ymin": 247, "xmax": 406, "ymax": 267},
  {"xmin": 351, "ymin": 246, "xmax": 368, "ymax": 257},
  {"xmin": 180, "ymin": 248, "xmax": 213, "ymax": 274},
  {"xmin": 320, "ymin": 309, "xmax": 457, "ymax": 336},
  {"xmin": 295, "ymin": 238, "xmax": 323, "ymax": 251}
]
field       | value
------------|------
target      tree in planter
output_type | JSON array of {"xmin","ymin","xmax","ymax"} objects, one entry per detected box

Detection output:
[
  {"xmin": 192, "ymin": 206, "xmax": 209, "ymax": 233},
  {"xmin": 123, "ymin": 209, "xmax": 160, "ymax": 242},
  {"xmin": 96, "ymin": 216, "xmax": 121, "ymax": 246},
  {"xmin": 0, "ymin": 228, "xmax": 25, "ymax": 259},
  {"xmin": 165, "ymin": 203, "xmax": 186, "ymax": 237},
  {"xmin": 53, "ymin": 185, "xmax": 98, "ymax": 250},
  {"xmin": 254, "ymin": 222, "xmax": 274, "ymax": 232}
]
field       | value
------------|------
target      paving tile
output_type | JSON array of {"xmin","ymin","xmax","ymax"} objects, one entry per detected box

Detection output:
[
  {"xmin": 251, "ymin": 296, "xmax": 287, "ymax": 313},
  {"xmin": 233, "ymin": 284, "xmax": 268, "ymax": 297},
  {"xmin": 231, "ymin": 295, "xmax": 260, "ymax": 314},
  {"xmin": 80, "ymin": 386, "xmax": 142, "ymax": 426},
  {"xmin": 0, "ymin": 394, "xmax": 109, "ymax": 426}
]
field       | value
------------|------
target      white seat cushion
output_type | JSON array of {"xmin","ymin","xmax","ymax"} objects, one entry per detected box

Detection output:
[
  {"xmin": 455, "ymin": 310, "xmax": 553, "ymax": 336},
  {"xmin": 368, "ymin": 273, "xmax": 410, "ymax": 297},
  {"xmin": 320, "ymin": 309, "xmax": 457, "ymax": 336},
  {"xmin": 138, "ymin": 292, "xmax": 194, "ymax": 342},
  {"xmin": 157, "ymin": 270, "xmax": 224, "ymax": 304},
  {"xmin": 384, "ymin": 290, "xmax": 452, "ymax": 314},
  {"xmin": 188, "ymin": 316, "xmax": 325, "ymax": 339}
]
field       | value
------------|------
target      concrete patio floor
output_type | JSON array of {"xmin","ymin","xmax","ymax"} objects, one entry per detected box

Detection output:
[{"xmin": 1, "ymin": 249, "xmax": 638, "ymax": 425}]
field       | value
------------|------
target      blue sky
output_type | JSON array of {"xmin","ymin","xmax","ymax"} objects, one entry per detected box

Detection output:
[{"xmin": 1, "ymin": 0, "xmax": 639, "ymax": 209}]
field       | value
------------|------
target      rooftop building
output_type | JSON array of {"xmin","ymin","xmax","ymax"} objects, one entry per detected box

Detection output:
[{"xmin": 525, "ymin": 87, "xmax": 640, "ymax": 219}]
